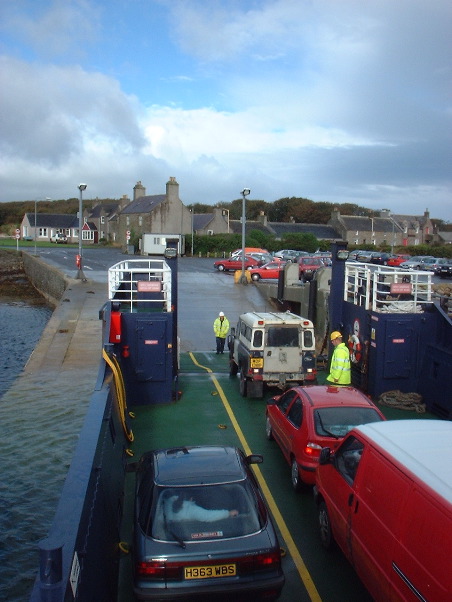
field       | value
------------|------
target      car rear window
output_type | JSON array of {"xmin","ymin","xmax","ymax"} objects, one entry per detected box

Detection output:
[
  {"xmin": 314, "ymin": 407, "xmax": 383, "ymax": 438},
  {"xmin": 150, "ymin": 482, "xmax": 264, "ymax": 541},
  {"xmin": 267, "ymin": 326, "xmax": 299, "ymax": 347}
]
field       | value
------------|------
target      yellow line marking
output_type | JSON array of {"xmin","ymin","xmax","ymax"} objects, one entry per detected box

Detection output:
[{"xmin": 189, "ymin": 352, "xmax": 322, "ymax": 602}]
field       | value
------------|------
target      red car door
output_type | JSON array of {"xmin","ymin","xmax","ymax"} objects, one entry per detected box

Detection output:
[{"xmin": 269, "ymin": 390, "xmax": 298, "ymax": 460}]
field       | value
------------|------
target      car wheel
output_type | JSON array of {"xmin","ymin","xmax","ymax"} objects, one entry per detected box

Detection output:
[
  {"xmin": 291, "ymin": 457, "xmax": 303, "ymax": 492},
  {"xmin": 217, "ymin": 264, "xmax": 225, "ymax": 271},
  {"xmin": 318, "ymin": 501, "xmax": 335, "ymax": 550},
  {"xmin": 229, "ymin": 360, "xmax": 238, "ymax": 377},
  {"xmin": 251, "ymin": 273, "xmax": 260, "ymax": 281},
  {"xmin": 265, "ymin": 416, "xmax": 274, "ymax": 440},
  {"xmin": 239, "ymin": 368, "xmax": 248, "ymax": 397}
]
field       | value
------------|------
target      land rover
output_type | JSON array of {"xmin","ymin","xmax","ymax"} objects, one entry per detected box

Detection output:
[{"xmin": 228, "ymin": 311, "xmax": 317, "ymax": 398}]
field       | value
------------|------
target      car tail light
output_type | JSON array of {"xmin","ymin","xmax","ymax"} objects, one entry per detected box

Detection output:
[
  {"xmin": 305, "ymin": 442, "xmax": 322, "ymax": 457},
  {"xmin": 135, "ymin": 560, "xmax": 181, "ymax": 580},
  {"xmin": 238, "ymin": 551, "xmax": 282, "ymax": 574}
]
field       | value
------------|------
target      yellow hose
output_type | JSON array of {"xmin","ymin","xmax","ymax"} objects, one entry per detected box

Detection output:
[{"xmin": 102, "ymin": 348, "xmax": 134, "ymax": 442}]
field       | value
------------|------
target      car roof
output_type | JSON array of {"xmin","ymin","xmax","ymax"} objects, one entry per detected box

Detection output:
[
  {"xmin": 149, "ymin": 446, "xmax": 248, "ymax": 486},
  {"xmin": 289, "ymin": 385, "xmax": 381, "ymax": 409}
]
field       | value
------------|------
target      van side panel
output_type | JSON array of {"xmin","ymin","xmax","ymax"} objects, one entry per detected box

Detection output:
[
  {"xmin": 394, "ymin": 487, "xmax": 452, "ymax": 601},
  {"xmin": 352, "ymin": 449, "xmax": 410, "ymax": 601}
]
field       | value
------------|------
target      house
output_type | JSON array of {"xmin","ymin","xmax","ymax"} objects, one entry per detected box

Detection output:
[
  {"xmin": 193, "ymin": 207, "xmax": 230, "ymax": 235},
  {"xmin": 86, "ymin": 197, "xmax": 128, "ymax": 243},
  {"xmin": 116, "ymin": 178, "xmax": 192, "ymax": 244},
  {"xmin": 227, "ymin": 212, "xmax": 341, "ymax": 242},
  {"xmin": 21, "ymin": 213, "xmax": 79, "ymax": 244},
  {"xmin": 327, "ymin": 208, "xmax": 434, "ymax": 248}
]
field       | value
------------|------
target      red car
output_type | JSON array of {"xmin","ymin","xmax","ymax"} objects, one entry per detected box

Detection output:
[
  {"xmin": 386, "ymin": 254, "xmax": 411, "ymax": 267},
  {"xmin": 265, "ymin": 385, "xmax": 385, "ymax": 491},
  {"xmin": 298, "ymin": 256, "xmax": 324, "ymax": 282},
  {"xmin": 248, "ymin": 261, "xmax": 287, "ymax": 281},
  {"xmin": 213, "ymin": 255, "xmax": 260, "ymax": 272}
]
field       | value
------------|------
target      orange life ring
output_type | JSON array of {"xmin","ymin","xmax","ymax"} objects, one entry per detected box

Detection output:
[{"xmin": 348, "ymin": 334, "xmax": 362, "ymax": 364}]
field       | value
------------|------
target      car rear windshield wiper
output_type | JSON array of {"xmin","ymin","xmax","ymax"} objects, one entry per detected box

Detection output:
[{"xmin": 316, "ymin": 411, "xmax": 339, "ymax": 439}]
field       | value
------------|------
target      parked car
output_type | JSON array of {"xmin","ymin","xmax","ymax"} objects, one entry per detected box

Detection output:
[
  {"xmin": 248, "ymin": 261, "xmax": 287, "ymax": 281},
  {"xmin": 214, "ymin": 255, "xmax": 260, "ymax": 272},
  {"xmin": 265, "ymin": 385, "xmax": 385, "ymax": 491},
  {"xmin": 399, "ymin": 256, "xmax": 436, "ymax": 270},
  {"xmin": 369, "ymin": 252, "xmax": 392, "ymax": 265},
  {"xmin": 298, "ymin": 256, "xmax": 325, "ymax": 281},
  {"xmin": 230, "ymin": 247, "xmax": 269, "ymax": 257},
  {"xmin": 133, "ymin": 446, "xmax": 285, "ymax": 601},
  {"xmin": 314, "ymin": 420, "xmax": 452, "ymax": 602},
  {"xmin": 435, "ymin": 259, "xmax": 452, "ymax": 279},
  {"xmin": 273, "ymin": 249, "xmax": 297, "ymax": 260},
  {"xmin": 386, "ymin": 254, "xmax": 411, "ymax": 267},
  {"xmin": 50, "ymin": 232, "xmax": 68, "ymax": 244}
]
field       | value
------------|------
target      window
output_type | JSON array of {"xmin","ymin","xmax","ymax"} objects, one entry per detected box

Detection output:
[
  {"xmin": 82, "ymin": 230, "xmax": 94, "ymax": 241},
  {"xmin": 277, "ymin": 389, "xmax": 298, "ymax": 414},
  {"xmin": 335, "ymin": 436, "xmax": 364, "ymax": 484},
  {"xmin": 101, "ymin": 216, "xmax": 105, "ymax": 224},
  {"xmin": 287, "ymin": 398, "xmax": 303, "ymax": 428},
  {"xmin": 267, "ymin": 326, "xmax": 298, "ymax": 347},
  {"xmin": 139, "ymin": 216, "xmax": 143, "ymax": 226},
  {"xmin": 252, "ymin": 329, "xmax": 263, "ymax": 347},
  {"xmin": 303, "ymin": 330, "xmax": 313, "ymax": 348}
]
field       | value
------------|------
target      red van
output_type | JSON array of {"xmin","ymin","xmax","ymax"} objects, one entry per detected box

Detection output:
[{"xmin": 314, "ymin": 420, "xmax": 452, "ymax": 602}]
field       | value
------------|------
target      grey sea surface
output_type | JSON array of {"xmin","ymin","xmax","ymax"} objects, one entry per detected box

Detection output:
[{"xmin": 0, "ymin": 301, "xmax": 56, "ymax": 601}]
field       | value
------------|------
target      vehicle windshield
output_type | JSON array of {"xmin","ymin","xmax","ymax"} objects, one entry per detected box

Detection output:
[
  {"xmin": 149, "ymin": 482, "xmax": 264, "ymax": 541},
  {"xmin": 314, "ymin": 407, "xmax": 383, "ymax": 438}
]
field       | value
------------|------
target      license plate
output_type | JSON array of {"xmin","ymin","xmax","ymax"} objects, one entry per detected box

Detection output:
[
  {"xmin": 184, "ymin": 564, "xmax": 236, "ymax": 580},
  {"xmin": 250, "ymin": 357, "xmax": 263, "ymax": 368}
]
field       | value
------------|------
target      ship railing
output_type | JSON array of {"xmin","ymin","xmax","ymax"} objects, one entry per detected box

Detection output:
[
  {"xmin": 108, "ymin": 258, "xmax": 172, "ymax": 312},
  {"xmin": 344, "ymin": 262, "xmax": 433, "ymax": 313}
]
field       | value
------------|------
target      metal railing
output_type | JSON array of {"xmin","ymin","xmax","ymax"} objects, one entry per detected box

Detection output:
[
  {"xmin": 108, "ymin": 259, "xmax": 172, "ymax": 312},
  {"xmin": 344, "ymin": 262, "xmax": 433, "ymax": 312}
]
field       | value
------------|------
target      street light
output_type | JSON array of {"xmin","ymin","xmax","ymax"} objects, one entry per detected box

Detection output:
[
  {"xmin": 190, "ymin": 209, "xmax": 194, "ymax": 256},
  {"xmin": 240, "ymin": 188, "xmax": 250, "ymax": 284},
  {"xmin": 34, "ymin": 197, "xmax": 51, "ymax": 256},
  {"xmin": 77, "ymin": 183, "xmax": 87, "ymax": 279}
]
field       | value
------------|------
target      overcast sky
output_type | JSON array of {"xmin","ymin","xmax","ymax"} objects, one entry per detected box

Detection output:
[{"xmin": 1, "ymin": 0, "xmax": 451, "ymax": 221}]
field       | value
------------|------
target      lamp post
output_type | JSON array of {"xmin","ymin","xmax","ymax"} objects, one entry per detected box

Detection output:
[
  {"xmin": 77, "ymin": 183, "xmax": 87, "ymax": 279},
  {"xmin": 240, "ymin": 188, "xmax": 250, "ymax": 284},
  {"xmin": 190, "ymin": 209, "xmax": 194, "ymax": 256}
]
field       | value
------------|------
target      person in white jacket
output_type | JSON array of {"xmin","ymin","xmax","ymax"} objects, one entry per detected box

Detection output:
[{"xmin": 167, "ymin": 492, "xmax": 238, "ymax": 522}]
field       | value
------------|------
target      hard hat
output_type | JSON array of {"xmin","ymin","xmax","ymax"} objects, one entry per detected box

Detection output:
[
  {"xmin": 330, "ymin": 331, "xmax": 342, "ymax": 341},
  {"xmin": 219, "ymin": 312, "xmax": 225, "ymax": 317}
]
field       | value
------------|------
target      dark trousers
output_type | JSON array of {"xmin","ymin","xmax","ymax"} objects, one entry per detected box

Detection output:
[{"xmin": 216, "ymin": 337, "xmax": 226, "ymax": 353}]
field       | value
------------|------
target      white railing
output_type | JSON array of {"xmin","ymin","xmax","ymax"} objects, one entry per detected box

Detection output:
[
  {"xmin": 108, "ymin": 259, "xmax": 172, "ymax": 312},
  {"xmin": 344, "ymin": 262, "xmax": 433, "ymax": 313}
]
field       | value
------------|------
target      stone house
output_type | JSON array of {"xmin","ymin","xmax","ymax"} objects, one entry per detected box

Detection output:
[
  {"xmin": 116, "ymin": 178, "xmax": 192, "ymax": 244},
  {"xmin": 193, "ymin": 207, "xmax": 230, "ymax": 235},
  {"xmin": 85, "ymin": 197, "xmax": 129, "ymax": 243},
  {"xmin": 328, "ymin": 208, "xmax": 434, "ymax": 248}
]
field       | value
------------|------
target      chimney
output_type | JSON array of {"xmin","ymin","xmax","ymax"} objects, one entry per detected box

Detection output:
[
  {"xmin": 166, "ymin": 176, "xmax": 179, "ymax": 202},
  {"xmin": 133, "ymin": 181, "xmax": 146, "ymax": 200}
]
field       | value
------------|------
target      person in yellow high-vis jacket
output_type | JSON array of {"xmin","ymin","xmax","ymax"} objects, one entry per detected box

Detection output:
[
  {"xmin": 213, "ymin": 311, "xmax": 230, "ymax": 354},
  {"xmin": 326, "ymin": 331, "xmax": 351, "ymax": 385}
]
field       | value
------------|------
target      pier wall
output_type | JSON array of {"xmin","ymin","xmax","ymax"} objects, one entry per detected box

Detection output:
[{"xmin": 22, "ymin": 253, "xmax": 69, "ymax": 306}]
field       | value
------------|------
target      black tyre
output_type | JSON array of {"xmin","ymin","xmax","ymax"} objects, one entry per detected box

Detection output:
[
  {"xmin": 318, "ymin": 501, "xmax": 334, "ymax": 549},
  {"xmin": 217, "ymin": 264, "xmax": 225, "ymax": 271},
  {"xmin": 265, "ymin": 416, "xmax": 274, "ymax": 441},
  {"xmin": 229, "ymin": 360, "xmax": 238, "ymax": 377},
  {"xmin": 239, "ymin": 368, "xmax": 248, "ymax": 397},
  {"xmin": 291, "ymin": 457, "xmax": 303, "ymax": 492},
  {"xmin": 251, "ymin": 273, "xmax": 260, "ymax": 281}
]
